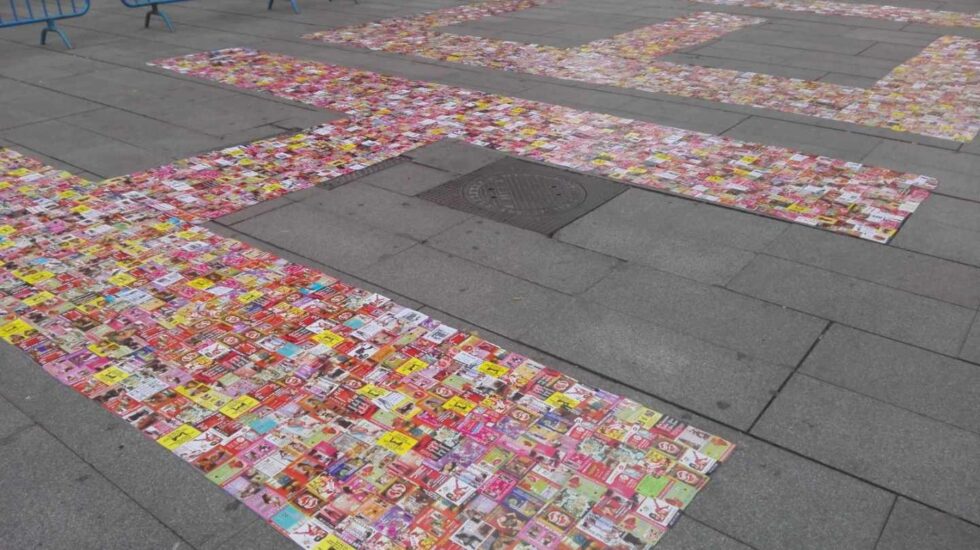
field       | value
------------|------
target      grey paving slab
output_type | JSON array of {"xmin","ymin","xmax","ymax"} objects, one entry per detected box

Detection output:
[
  {"xmin": 727, "ymin": 255, "xmax": 976, "ymax": 355},
  {"xmin": 876, "ymin": 498, "xmax": 980, "ymax": 550},
  {"xmin": 151, "ymin": 93, "xmax": 333, "ymax": 138},
  {"xmin": 291, "ymin": 183, "xmax": 473, "ymax": 241},
  {"xmin": 41, "ymin": 66, "xmax": 236, "ymax": 112},
  {"xmin": 753, "ymin": 374, "xmax": 980, "ymax": 524},
  {"xmin": 724, "ymin": 27, "xmax": 876, "ymax": 55},
  {"xmin": 58, "ymin": 107, "xmax": 223, "ymax": 158},
  {"xmin": 426, "ymin": 217, "xmax": 620, "ymax": 294},
  {"xmin": 890, "ymin": 194, "xmax": 980, "ymax": 267},
  {"xmin": 2, "ymin": 119, "xmax": 173, "ymax": 178},
  {"xmin": 522, "ymin": 296, "xmax": 792, "ymax": 428},
  {"xmin": 0, "ymin": 426, "xmax": 188, "ymax": 550},
  {"xmin": 766, "ymin": 224, "xmax": 980, "ymax": 308},
  {"xmin": 231, "ymin": 201, "xmax": 419, "ymax": 273},
  {"xmin": 807, "ymin": 75, "xmax": 876, "ymax": 96},
  {"xmin": 67, "ymin": 36, "xmax": 198, "ymax": 67},
  {"xmin": 687, "ymin": 41, "xmax": 798, "ymax": 66},
  {"xmin": 903, "ymin": 23, "xmax": 980, "ymax": 38},
  {"xmin": 405, "ymin": 139, "xmax": 508, "ymax": 174},
  {"xmin": 657, "ymin": 518, "xmax": 753, "ymax": 550},
  {"xmin": 556, "ymin": 189, "xmax": 787, "ymax": 284},
  {"xmin": 686, "ymin": 433, "xmax": 895, "ymax": 550},
  {"xmin": 0, "ymin": 78, "xmax": 100, "ymax": 130},
  {"xmin": 356, "ymin": 160, "xmax": 458, "ymax": 196},
  {"xmin": 0, "ymin": 343, "xmax": 257, "ymax": 549},
  {"xmin": 835, "ymin": 28, "xmax": 939, "ymax": 47},
  {"xmin": 660, "ymin": 51, "xmax": 829, "ymax": 81},
  {"xmin": 613, "ymin": 95, "xmax": 749, "ymax": 134},
  {"xmin": 585, "ymin": 262, "xmax": 826, "ymax": 367},
  {"xmin": 518, "ymin": 82, "xmax": 634, "ymax": 112},
  {"xmin": 859, "ymin": 42, "xmax": 927, "ymax": 61},
  {"xmin": 723, "ymin": 116, "xmax": 881, "ymax": 160},
  {"xmin": 0, "ymin": 394, "xmax": 33, "ymax": 439},
  {"xmin": 863, "ymin": 140, "xmax": 980, "ymax": 202},
  {"xmin": 436, "ymin": 67, "xmax": 537, "ymax": 94},
  {"xmin": 362, "ymin": 244, "xmax": 564, "ymax": 337},
  {"xmin": 785, "ymin": 49, "xmax": 900, "ymax": 78},
  {"xmin": 0, "ymin": 45, "xmax": 115, "ymax": 83},
  {"xmin": 960, "ymin": 315, "xmax": 980, "ymax": 364},
  {"xmin": 803, "ymin": 324, "xmax": 980, "ymax": 434}
]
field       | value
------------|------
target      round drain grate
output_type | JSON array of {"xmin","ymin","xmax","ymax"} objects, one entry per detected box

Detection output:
[{"xmin": 461, "ymin": 172, "xmax": 587, "ymax": 216}]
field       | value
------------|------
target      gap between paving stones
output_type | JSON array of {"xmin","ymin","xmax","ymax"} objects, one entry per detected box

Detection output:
[
  {"xmin": 221, "ymin": 198, "xmax": 980, "ymax": 423},
  {"xmin": 0, "ymin": 392, "xmax": 199, "ymax": 548}
]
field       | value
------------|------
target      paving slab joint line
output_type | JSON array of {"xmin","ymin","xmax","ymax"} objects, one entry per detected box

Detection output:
[
  {"xmin": 957, "ymin": 309, "xmax": 980, "ymax": 357},
  {"xmin": 795, "ymin": 369, "xmax": 980, "ymax": 438},
  {"xmin": 752, "ymin": 247, "xmax": 980, "ymax": 310},
  {"xmin": 417, "ymin": 302, "xmax": 980, "ymax": 530},
  {"xmin": 0, "ymin": 106, "xmax": 106, "ymax": 134},
  {"xmin": 0, "ymin": 393, "xmax": 198, "ymax": 549},
  {"xmin": 0, "ymin": 421, "xmax": 37, "ymax": 446},
  {"xmin": 0, "ymin": 72, "xmax": 291, "ymax": 154},
  {"xmin": 0, "ymin": 137, "xmax": 106, "ymax": 179},
  {"xmin": 872, "ymin": 495, "xmax": 900, "ymax": 549},
  {"xmin": 721, "ymin": 280, "xmax": 980, "ymax": 368},
  {"xmin": 683, "ymin": 515, "xmax": 763, "ymax": 550},
  {"xmin": 747, "ymin": 320, "xmax": 832, "ymax": 433}
]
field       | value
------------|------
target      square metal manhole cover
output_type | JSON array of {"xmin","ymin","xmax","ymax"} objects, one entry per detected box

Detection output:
[{"xmin": 418, "ymin": 157, "xmax": 627, "ymax": 235}]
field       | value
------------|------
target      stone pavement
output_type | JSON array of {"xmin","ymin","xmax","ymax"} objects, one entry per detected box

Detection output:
[{"xmin": 1, "ymin": 0, "xmax": 979, "ymax": 548}]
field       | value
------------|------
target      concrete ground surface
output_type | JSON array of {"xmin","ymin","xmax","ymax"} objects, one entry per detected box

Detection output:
[{"xmin": 1, "ymin": 0, "xmax": 980, "ymax": 548}]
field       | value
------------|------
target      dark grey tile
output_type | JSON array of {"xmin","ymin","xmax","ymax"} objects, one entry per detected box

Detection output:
[
  {"xmin": 523, "ymin": 297, "xmax": 793, "ymax": 428},
  {"xmin": 802, "ymin": 325, "xmax": 980, "ymax": 434},
  {"xmin": 362, "ymin": 245, "xmax": 564, "ymax": 337},
  {"xmin": 557, "ymin": 189, "xmax": 786, "ymax": 284},
  {"xmin": 723, "ymin": 117, "xmax": 881, "ymax": 160},
  {"xmin": 753, "ymin": 375, "xmax": 980, "ymax": 524},
  {"xmin": 891, "ymin": 195, "xmax": 980, "ymax": 267},
  {"xmin": 0, "ymin": 426, "xmax": 187, "ymax": 550},
  {"xmin": 876, "ymin": 498, "xmax": 980, "ymax": 550},
  {"xmin": 3, "ymin": 119, "xmax": 172, "ymax": 178},
  {"xmin": 292, "ymin": 183, "xmax": 473, "ymax": 241},
  {"xmin": 727, "ymin": 255, "xmax": 975, "ymax": 355},
  {"xmin": 960, "ymin": 315, "xmax": 980, "ymax": 365},
  {"xmin": 426, "ymin": 217, "xmax": 619, "ymax": 294},
  {"xmin": 232, "ymin": 201, "xmax": 418, "ymax": 273},
  {"xmin": 766, "ymin": 225, "xmax": 980, "ymax": 308},
  {"xmin": 657, "ymin": 517, "xmax": 753, "ymax": 550},
  {"xmin": 686, "ymin": 434, "xmax": 894, "ymax": 550},
  {"xmin": 584, "ymin": 262, "xmax": 826, "ymax": 366},
  {"xmin": 404, "ymin": 139, "xmax": 507, "ymax": 174},
  {"xmin": 358, "ymin": 161, "xmax": 458, "ymax": 196},
  {"xmin": 0, "ymin": 392, "xmax": 33, "ymax": 439},
  {"xmin": 863, "ymin": 140, "xmax": 980, "ymax": 202}
]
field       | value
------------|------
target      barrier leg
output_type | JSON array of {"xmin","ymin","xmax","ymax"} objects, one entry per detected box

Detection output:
[
  {"xmin": 145, "ymin": 3, "xmax": 175, "ymax": 31},
  {"xmin": 40, "ymin": 20, "xmax": 73, "ymax": 49}
]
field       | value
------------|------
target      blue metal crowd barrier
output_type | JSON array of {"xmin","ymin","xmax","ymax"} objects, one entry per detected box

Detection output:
[
  {"xmin": 4, "ymin": 0, "xmax": 315, "ymax": 50},
  {"xmin": 120, "ymin": 0, "xmax": 186, "ymax": 32},
  {"xmin": 267, "ymin": 0, "xmax": 300, "ymax": 14},
  {"xmin": 0, "ymin": 0, "xmax": 91, "ymax": 48}
]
